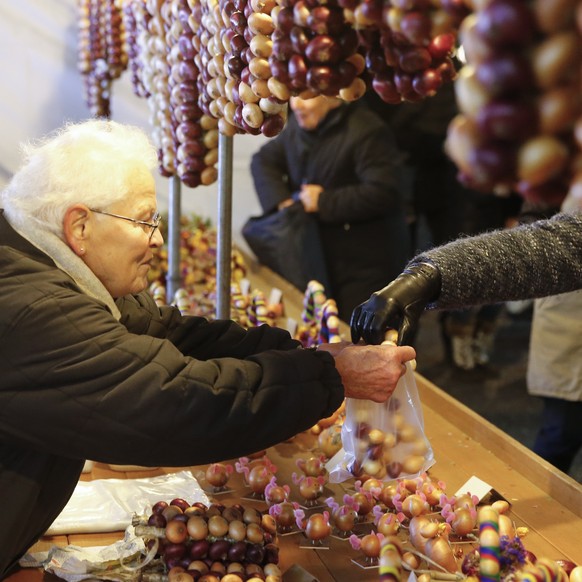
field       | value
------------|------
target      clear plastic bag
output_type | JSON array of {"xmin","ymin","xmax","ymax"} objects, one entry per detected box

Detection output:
[{"xmin": 327, "ymin": 363, "xmax": 434, "ymax": 483}]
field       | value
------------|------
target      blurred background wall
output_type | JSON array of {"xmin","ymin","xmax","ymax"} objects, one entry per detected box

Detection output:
[{"xmin": 0, "ymin": 0, "xmax": 265, "ymax": 254}]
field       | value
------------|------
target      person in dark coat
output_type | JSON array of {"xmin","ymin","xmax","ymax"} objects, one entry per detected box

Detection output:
[
  {"xmin": 0, "ymin": 119, "xmax": 416, "ymax": 577},
  {"xmin": 250, "ymin": 95, "xmax": 410, "ymax": 322}
]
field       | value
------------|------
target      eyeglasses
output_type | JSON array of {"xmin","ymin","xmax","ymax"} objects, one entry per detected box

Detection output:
[{"xmin": 89, "ymin": 208, "xmax": 162, "ymax": 241}]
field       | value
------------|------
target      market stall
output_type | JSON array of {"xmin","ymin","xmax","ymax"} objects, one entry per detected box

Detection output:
[
  {"xmin": 6, "ymin": 372, "xmax": 582, "ymax": 581},
  {"xmin": 1, "ymin": 0, "xmax": 580, "ymax": 580},
  {"xmin": 5, "ymin": 261, "xmax": 582, "ymax": 581},
  {"xmin": 76, "ymin": 0, "xmax": 581, "ymax": 313}
]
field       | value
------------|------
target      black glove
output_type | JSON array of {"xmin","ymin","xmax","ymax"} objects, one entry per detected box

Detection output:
[{"xmin": 350, "ymin": 262, "xmax": 442, "ymax": 345}]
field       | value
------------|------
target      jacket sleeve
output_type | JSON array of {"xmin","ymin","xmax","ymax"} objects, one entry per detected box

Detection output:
[
  {"xmin": 416, "ymin": 212, "xmax": 582, "ymax": 309},
  {"xmin": 250, "ymin": 133, "xmax": 295, "ymax": 214},
  {"xmin": 117, "ymin": 292, "xmax": 300, "ymax": 358},
  {"xmin": 317, "ymin": 118, "xmax": 404, "ymax": 224},
  {"xmin": 1, "ymin": 283, "xmax": 344, "ymax": 467}
]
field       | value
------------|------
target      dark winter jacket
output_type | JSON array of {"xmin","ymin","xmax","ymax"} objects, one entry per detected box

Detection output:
[
  {"xmin": 250, "ymin": 102, "xmax": 410, "ymax": 321},
  {"xmin": 0, "ymin": 210, "xmax": 344, "ymax": 577}
]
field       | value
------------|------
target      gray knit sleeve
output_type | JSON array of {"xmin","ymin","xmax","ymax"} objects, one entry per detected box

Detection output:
[{"xmin": 413, "ymin": 212, "xmax": 582, "ymax": 310}]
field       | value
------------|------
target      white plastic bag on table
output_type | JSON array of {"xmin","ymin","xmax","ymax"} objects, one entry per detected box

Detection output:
[
  {"xmin": 327, "ymin": 363, "xmax": 434, "ymax": 483},
  {"xmin": 46, "ymin": 470, "xmax": 209, "ymax": 535}
]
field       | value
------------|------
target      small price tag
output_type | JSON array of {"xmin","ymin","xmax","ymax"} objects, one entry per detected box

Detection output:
[
  {"xmin": 239, "ymin": 278, "xmax": 251, "ymax": 296},
  {"xmin": 286, "ymin": 317, "xmax": 298, "ymax": 336},
  {"xmin": 268, "ymin": 287, "xmax": 283, "ymax": 306},
  {"xmin": 455, "ymin": 475, "xmax": 493, "ymax": 501}
]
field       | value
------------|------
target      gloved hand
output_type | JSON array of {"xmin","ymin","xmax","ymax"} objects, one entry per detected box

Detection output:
[{"xmin": 350, "ymin": 262, "xmax": 442, "ymax": 345}]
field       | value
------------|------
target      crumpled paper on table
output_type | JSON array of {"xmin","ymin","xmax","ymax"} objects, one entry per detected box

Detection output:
[
  {"xmin": 19, "ymin": 471, "xmax": 209, "ymax": 579},
  {"xmin": 46, "ymin": 470, "xmax": 209, "ymax": 535},
  {"xmin": 19, "ymin": 526, "xmax": 160, "ymax": 581}
]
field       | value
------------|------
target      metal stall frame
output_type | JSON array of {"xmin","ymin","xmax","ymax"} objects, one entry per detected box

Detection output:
[{"xmin": 165, "ymin": 135, "xmax": 233, "ymax": 319}]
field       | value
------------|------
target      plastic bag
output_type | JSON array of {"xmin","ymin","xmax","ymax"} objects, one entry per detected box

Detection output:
[
  {"xmin": 46, "ymin": 470, "xmax": 209, "ymax": 535},
  {"xmin": 327, "ymin": 363, "xmax": 434, "ymax": 483}
]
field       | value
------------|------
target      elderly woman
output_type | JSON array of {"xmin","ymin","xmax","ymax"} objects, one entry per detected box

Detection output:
[{"xmin": 0, "ymin": 119, "xmax": 415, "ymax": 576}]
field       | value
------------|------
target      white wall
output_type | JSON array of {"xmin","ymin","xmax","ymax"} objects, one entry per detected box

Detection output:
[{"xmin": 0, "ymin": 0, "xmax": 265, "ymax": 253}]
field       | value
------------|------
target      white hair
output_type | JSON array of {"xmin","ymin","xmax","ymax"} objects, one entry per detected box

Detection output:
[{"xmin": 1, "ymin": 119, "xmax": 158, "ymax": 236}]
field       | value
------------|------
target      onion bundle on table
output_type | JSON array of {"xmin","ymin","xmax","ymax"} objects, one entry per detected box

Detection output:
[
  {"xmin": 78, "ymin": 0, "xmax": 128, "ymax": 117},
  {"xmin": 447, "ymin": 0, "xmax": 581, "ymax": 204},
  {"xmin": 134, "ymin": 500, "xmax": 281, "ymax": 579},
  {"xmin": 348, "ymin": 0, "xmax": 467, "ymax": 104}
]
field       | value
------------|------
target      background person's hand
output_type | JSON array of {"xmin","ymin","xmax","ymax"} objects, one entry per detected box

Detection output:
[
  {"xmin": 277, "ymin": 197, "xmax": 295, "ymax": 210},
  {"xmin": 350, "ymin": 262, "xmax": 442, "ymax": 346},
  {"xmin": 328, "ymin": 342, "xmax": 416, "ymax": 402},
  {"xmin": 299, "ymin": 183, "xmax": 323, "ymax": 212}
]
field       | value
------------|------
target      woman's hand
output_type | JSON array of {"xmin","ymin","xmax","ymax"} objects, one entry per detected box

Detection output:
[{"xmin": 321, "ymin": 342, "xmax": 416, "ymax": 402}]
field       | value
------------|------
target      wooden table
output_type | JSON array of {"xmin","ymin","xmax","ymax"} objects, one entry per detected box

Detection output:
[
  {"xmin": 6, "ymin": 372, "xmax": 581, "ymax": 581},
  {"xmin": 6, "ymin": 259, "xmax": 582, "ymax": 580}
]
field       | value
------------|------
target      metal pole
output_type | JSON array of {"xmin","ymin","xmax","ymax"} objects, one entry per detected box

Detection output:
[
  {"xmin": 216, "ymin": 133, "xmax": 234, "ymax": 320},
  {"xmin": 167, "ymin": 175, "xmax": 182, "ymax": 301}
]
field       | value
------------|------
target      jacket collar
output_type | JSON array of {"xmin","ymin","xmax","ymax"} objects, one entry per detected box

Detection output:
[
  {"xmin": 0, "ymin": 209, "xmax": 51, "ymax": 262},
  {"xmin": 0, "ymin": 208, "xmax": 120, "ymax": 319},
  {"xmin": 316, "ymin": 102, "xmax": 350, "ymax": 135},
  {"xmin": 297, "ymin": 102, "xmax": 350, "ymax": 139}
]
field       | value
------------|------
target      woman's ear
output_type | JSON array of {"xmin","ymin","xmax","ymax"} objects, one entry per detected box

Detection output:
[{"xmin": 63, "ymin": 205, "xmax": 90, "ymax": 256}]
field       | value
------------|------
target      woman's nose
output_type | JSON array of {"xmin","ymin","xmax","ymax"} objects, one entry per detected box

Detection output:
[{"xmin": 150, "ymin": 227, "xmax": 164, "ymax": 246}]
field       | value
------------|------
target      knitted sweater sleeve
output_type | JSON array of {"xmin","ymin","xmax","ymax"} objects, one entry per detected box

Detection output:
[{"xmin": 413, "ymin": 212, "xmax": 582, "ymax": 310}]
